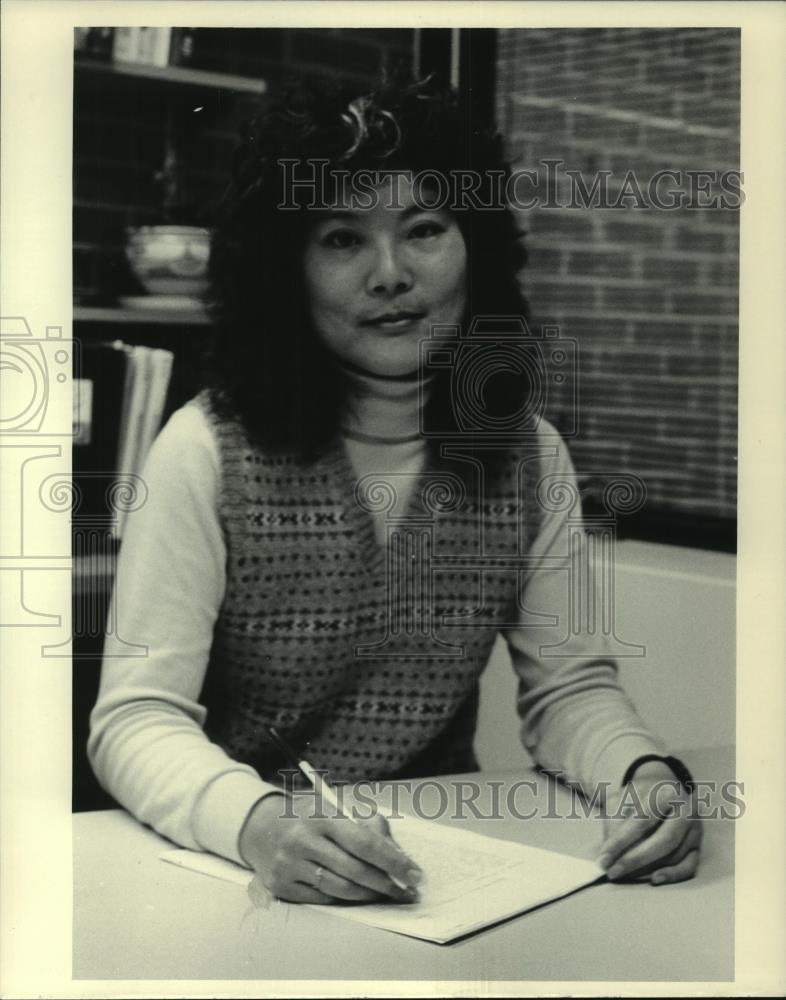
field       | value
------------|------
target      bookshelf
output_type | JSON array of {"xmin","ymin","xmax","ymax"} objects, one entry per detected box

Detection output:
[
  {"xmin": 73, "ymin": 38, "xmax": 229, "ymax": 452},
  {"xmin": 75, "ymin": 305, "xmax": 210, "ymax": 326},
  {"xmin": 73, "ymin": 46, "xmax": 237, "ymax": 813}
]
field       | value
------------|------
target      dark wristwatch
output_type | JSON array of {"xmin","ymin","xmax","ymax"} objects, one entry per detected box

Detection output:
[{"xmin": 621, "ymin": 754, "xmax": 695, "ymax": 794}]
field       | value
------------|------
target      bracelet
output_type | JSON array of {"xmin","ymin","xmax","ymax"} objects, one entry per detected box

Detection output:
[{"xmin": 621, "ymin": 754, "xmax": 695, "ymax": 794}]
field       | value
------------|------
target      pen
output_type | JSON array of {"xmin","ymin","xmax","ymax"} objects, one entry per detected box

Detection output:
[{"xmin": 267, "ymin": 726, "xmax": 410, "ymax": 892}]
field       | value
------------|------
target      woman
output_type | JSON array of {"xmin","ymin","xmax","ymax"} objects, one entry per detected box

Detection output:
[{"xmin": 90, "ymin": 75, "xmax": 701, "ymax": 905}]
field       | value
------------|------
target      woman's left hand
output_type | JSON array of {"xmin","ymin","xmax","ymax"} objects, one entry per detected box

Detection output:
[{"xmin": 598, "ymin": 761, "xmax": 703, "ymax": 886}]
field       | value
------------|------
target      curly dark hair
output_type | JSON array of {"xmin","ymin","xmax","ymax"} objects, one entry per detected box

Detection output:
[{"xmin": 206, "ymin": 72, "xmax": 531, "ymax": 467}]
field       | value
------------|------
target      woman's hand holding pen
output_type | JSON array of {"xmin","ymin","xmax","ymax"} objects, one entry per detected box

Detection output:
[
  {"xmin": 598, "ymin": 761, "xmax": 703, "ymax": 886},
  {"xmin": 239, "ymin": 792, "xmax": 423, "ymax": 905}
]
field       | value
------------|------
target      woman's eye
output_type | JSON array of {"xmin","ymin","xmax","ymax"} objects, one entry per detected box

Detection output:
[
  {"xmin": 321, "ymin": 229, "xmax": 360, "ymax": 249},
  {"xmin": 409, "ymin": 221, "xmax": 446, "ymax": 240}
]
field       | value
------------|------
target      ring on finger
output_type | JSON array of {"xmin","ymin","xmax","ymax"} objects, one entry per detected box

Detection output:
[{"xmin": 312, "ymin": 865, "xmax": 326, "ymax": 892}]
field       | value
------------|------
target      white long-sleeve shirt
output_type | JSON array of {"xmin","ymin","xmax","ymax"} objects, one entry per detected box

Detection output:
[{"xmin": 89, "ymin": 401, "xmax": 664, "ymax": 866}]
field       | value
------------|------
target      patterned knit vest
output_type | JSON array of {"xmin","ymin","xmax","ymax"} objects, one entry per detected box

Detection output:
[{"xmin": 195, "ymin": 391, "xmax": 543, "ymax": 785}]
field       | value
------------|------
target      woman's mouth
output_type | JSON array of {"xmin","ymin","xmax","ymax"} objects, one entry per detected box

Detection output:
[{"xmin": 361, "ymin": 311, "xmax": 426, "ymax": 331}]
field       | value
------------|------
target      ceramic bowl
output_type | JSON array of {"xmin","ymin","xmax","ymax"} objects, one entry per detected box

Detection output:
[{"xmin": 125, "ymin": 225, "xmax": 211, "ymax": 297}]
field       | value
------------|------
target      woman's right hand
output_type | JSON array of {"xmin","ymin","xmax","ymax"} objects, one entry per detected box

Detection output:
[{"xmin": 239, "ymin": 792, "xmax": 423, "ymax": 905}]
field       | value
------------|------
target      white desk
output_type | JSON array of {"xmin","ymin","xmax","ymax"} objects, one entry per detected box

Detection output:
[{"xmin": 73, "ymin": 746, "xmax": 734, "ymax": 983}]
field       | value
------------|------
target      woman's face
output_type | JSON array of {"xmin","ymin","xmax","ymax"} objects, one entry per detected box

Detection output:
[{"xmin": 302, "ymin": 173, "xmax": 467, "ymax": 378}]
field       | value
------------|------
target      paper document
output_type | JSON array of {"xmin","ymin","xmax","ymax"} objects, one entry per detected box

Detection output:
[{"xmin": 161, "ymin": 814, "xmax": 603, "ymax": 944}]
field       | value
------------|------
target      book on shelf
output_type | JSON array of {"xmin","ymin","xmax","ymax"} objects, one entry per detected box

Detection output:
[
  {"xmin": 74, "ymin": 28, "xmax": 92, "ymax": 52},
  {"xmin": 114, "ymin": 344, "xmax": 174, "ymax": 538},
  {"xmin": 76, "ymin": 27, "xmax": 115, "ymax": 60},
  {"xmin": 169, "ymin": 28, "xmax": 197, "ymax": 67},
  {"xmin": 112, "ymin": 27, "xmax": 186, "ymax": 67},
  {"xmin": 144, "ymin": 27, "xmax": 173, "ymax": 68},
  {"xmin": 111, "ymin": 27, "xmax": 141, "ymax": 64},
  {"xmin": 139, "ymin": 349, "xmax": 175, "ymax": 473},
  {"xmin": 74, "ymin": 341, "xmax": 129, "ymax": 523},
  {"xmin": 73, "ymin": 340, "xmax": 174, "ymax": 539}
]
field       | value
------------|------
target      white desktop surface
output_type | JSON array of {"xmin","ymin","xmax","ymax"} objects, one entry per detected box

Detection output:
[{"xmin": 73, "ymin": 746, "xmax": 734, "ymax": 983}]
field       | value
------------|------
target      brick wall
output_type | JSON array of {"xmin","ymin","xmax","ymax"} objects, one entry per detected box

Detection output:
[{"xmin": 495, "ymin": 28, "xmax": 739, "ymax": 531}]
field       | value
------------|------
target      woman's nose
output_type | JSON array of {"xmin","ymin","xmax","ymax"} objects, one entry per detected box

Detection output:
[{"xmin": 366, "ymin": 241, "xmax": 413, "ymax": 296}]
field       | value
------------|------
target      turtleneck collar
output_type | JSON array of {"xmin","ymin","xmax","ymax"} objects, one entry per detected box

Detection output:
[{"xmin": 338, "ymin": 358, "xmax": 432, "ymax": 446}]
